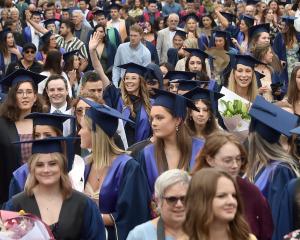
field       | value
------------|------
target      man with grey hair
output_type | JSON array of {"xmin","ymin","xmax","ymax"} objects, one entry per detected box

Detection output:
[
  {"xmin": 156, "ymin": 13, "xmax": 180, "ymax": 64},
  {"xmin": 127, "ymin": 169, "xmax": 190, "ymax": 239},
  {"xmin": 72, "ymin": 9, "xmax": 92, "ymax": 44}
]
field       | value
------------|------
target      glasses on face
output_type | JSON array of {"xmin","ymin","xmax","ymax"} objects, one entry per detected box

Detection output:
[
  {"xmin": 16, "ymin": 90, "xmax": 34, "ymax": 97},
  {"xmin": 75, "ymin": 107, "xmax": 90, "ymax": 116},
  {"xmin": 163, "ymin": 195, "xmax": 186, "ymax": 206},
  {"xmin": 221, "ymin": 156, "xmax": 243, "ymax": 166},
  {"xmin": 25, "ymin": 50, "xmax": 35, "ymax": 54}
]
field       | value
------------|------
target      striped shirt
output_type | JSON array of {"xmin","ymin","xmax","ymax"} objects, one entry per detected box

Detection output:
[{"xmin": 55, "ymin": 34, "xmax": 88, "ymax": 60}]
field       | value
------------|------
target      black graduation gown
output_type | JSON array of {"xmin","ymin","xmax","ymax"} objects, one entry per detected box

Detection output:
[
  {"xmin": 0, "ymin": 117, "xmax": 21, "ymax": 206},
  {"xmin": 4, "ymin": 190, "xmax": 106, "ymax": 240}
]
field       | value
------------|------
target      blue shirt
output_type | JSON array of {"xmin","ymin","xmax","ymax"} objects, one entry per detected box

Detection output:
[
  {"xmin": 162, "ymin": 2, "xmax": 182, "ymax": 16},
  {"xmin": 112, "ymin": 42, "xmax": 151, "ymax": 87}
]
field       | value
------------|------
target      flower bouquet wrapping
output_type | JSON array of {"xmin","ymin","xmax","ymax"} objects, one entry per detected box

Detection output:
[
  {"xmin": 218, "ymin": 87, "xmax": 251, "ymax": 142},
  {"xmin": 0, "ymin": 210, "xmax": 54, "ymax": 240},
  {"xmin": 284, "ymin": 229, "xmax": 300, "ymax": 240}
]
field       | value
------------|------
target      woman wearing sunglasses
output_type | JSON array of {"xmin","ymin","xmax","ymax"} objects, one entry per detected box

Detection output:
[{"xmin": 127, "ymin": 169, "xmax": 190, "ymax": 240}]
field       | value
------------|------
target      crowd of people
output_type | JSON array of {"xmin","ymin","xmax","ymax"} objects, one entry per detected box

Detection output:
[{"xmin": 1, "ymin": 0, "xmax": 300, "ymax": 239}]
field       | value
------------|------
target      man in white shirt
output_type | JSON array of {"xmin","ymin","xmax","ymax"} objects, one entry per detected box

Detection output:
[{"xmin": 45, "ymin": 74, "xmax": 72, "ymax": 135}]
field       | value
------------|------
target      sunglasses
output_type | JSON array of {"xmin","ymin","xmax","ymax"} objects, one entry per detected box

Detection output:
[
  {"xmin": 25, "ymin": 50, "xmax": 35, "ymax": 54},
  {"xmin": 163, "ymin": 195, "xmax": 186, "ymax": 206}
]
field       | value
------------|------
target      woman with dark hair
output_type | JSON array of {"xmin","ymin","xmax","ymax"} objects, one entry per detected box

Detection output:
[
  {"xmin": 253, "ymin": 43, "xmax": 284, "ymax": 101},
  {"xmin": 0, "ymin": 69, "xmax": 46, "ymax": 205},
  {"xmin": 184, "ymin": 168, "xmax": 256, "ymax": 240},
  {"xmin": 153, "ymin": 16, "xmax": 165, "ymax": 32},
  {"xmin": 36, "ymin": 31, "xmax": 65, "ymax": 64},
  {"xmin": 63, "ymin": 50, "xmax": 82, "ymax": 97},
  {"xmin": 273, "ymin": 16, "xmax": 300, "ymax": 82},
  {"xmin": 231, "ymin": 15, "xmax": 255, "ymax": 54},
  {"xmin": 0, "ymin": 28, "xmax": 22, "ymax": 81},
  {"xmin": 142, "ymin": 21, "xmax": 157, "ymax": 46},
  {"xmin": 260, "ymin": 8, "xmax": 279, "ymax": 41},
  {"xmin": 268, "ymin": 0, "xmax": 280, "ymax": 23},
  {"xmin": 38, "ymin": 49, "xmax": 72, "ymax": 97},
  {"xmin": 287, "ymin": 65, "xmax": 300, "ymax": 115},
  {"xmin": 193, "ymin": 132, "xmax": 273, "ymax": 240},
  {"xmin": 184, "ymin": 87, "xmax": 222, "ymax": 139},
  {"xmin": 93, "ymin": 24, "xmax": 116, "ymax": 75},
  {"xmin": 198, "ymin": 13, "xmax": 216, "ymax": 51},
  {"xmin": 184, "ymin": 48, "xmax": 209, "ymax": 74}
]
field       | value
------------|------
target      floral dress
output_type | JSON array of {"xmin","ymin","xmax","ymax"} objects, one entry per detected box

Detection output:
[{"xmin": 287, "ymin": 43, "xmax": 300, "ymax": 80}]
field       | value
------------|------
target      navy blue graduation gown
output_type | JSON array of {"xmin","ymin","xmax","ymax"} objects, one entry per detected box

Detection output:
[
  {"xmin": 274, "ymin": 178, "xmax": 299, "ymax": 240},
  {"xmin": 103, "ymin": 85, "xmax": 152, "ymax": 146},
  {"xmin": 84, "ymin": 154, "xmax": 151, "ymax": 240},
  {"xmin": 254, "ymin": 160, "xmax": 297, "ymax": 240},
  {"xmin": 138, "ymin": 138, "xmax": 204, "ymax": 194},
  {"xmin": 4, "ymin": 190, "xmax": 106, "ymax": 240}
]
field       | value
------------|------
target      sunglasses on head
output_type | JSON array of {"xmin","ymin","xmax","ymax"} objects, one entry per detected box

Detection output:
[{"xmin": 163, "ymin": 195, "xmax": 186, "ymax": 206}]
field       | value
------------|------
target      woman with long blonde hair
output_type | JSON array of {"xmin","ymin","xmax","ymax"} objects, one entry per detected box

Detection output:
[
  {"xmin": 227, "ymin": 54, "xmax": 259, "ymax": 102},
  {"xmin": 78, "ymin": 98, "xmax": 150, "ymax": 240},
  {"xmin": 4, "ymin": 137, "xmax": 106, "ymax": 239},
  {"xmin": 247, "ymin": 96, "xmax": 299, "ymax": 234},
  {"xmin": 184, "ymin": 168, "xmax": 255, "ymax": 240}
]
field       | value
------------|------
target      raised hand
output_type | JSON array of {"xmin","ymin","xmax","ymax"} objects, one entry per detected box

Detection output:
[{"xmin": 89, "ymin": 31, "xmax": 101, "ymax": 51}]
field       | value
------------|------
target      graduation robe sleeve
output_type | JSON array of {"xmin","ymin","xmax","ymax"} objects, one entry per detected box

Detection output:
[
  {"xmin": 81, "ymin": 197, "xmax": 107, "ymax": 240},
  {"xmin": 273, "ymin": 178, "xmax": 298, "ymax": 240},
  {"xmin": 110, "ymin": 159, "xmax": 151, "ymax": 240}
]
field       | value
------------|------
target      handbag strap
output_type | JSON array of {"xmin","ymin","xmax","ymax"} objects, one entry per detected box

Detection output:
[{"xmin": 157, "ymin": 217, "xmax": 166, "ymax": 240}]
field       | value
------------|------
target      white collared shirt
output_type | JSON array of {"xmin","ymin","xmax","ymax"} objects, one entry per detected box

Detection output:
[{"xmin": 50, "ymin": 102, "xmax": 72, "ymax": 136}]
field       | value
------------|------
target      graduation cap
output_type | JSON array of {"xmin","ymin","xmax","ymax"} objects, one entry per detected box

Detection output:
[
  {"xmin": 40, "ymin": 31, "xmax": 53, "ymax": 44},
  {"xmin": 248, "ymin": 23, "xmax": 270, "ymax": 40},
  {"xmin": 231, "ymin": 54, "xmax": 264, "ymax": 68},
  {"xmin": 244, "ymin": 0, "xmax": 260, "ymax": 5},
  {"xmin": 239, "ymin": 14, "xmax": 255, "ymax": 27},
  {"xmin": 183, "ymin": 86, "xmax": 224, "ymax": 102},
  {"xmin": 290, "ymin": 126, "xmax": 300, "ymax": 135},
  {"xmin": 0, "ymin": 69, "xmax": 47, "ymax": 87},
  {"xmin": 220, "ymin": 12, "xmax": 236, "ymax": 23},
  {"xmin": 164, "ymin": 71, "xmax": 196, "ymax": 81},
  {"xmin": 25, "ymin": 112, "xmax": 75, "ymax": 132},
  {"xmin": 213, "ymin": 29, "xmax": 231, "ymax": 39},
  {"xmin": 13, "ymin": 137, "xmax": 76, "ymax": 154},
  {"xmin": 118, "ymin": 62, "xmax": 149, "ymax": 77},
  {"xmin": 184, "ymin": 48, "xmax": 212, "ymax": 61},
  {"xmin": 181, "ymin": 13, "xmax": 199, "ymax": 22},
  {"xmin": 153, "ymin": 89, "xmax": 198, "ymax": 119},
  {"xmin": 80, "ymin": 98, "xmax": 134, "ymax": 137},
  {"xmin": 176, "ymin": 80, "xmax": 200, "ymax": 91},
  {"xmin": 249, "ymin": 95, "xmax": 299, "ymax": 143},
  {"xmin": 63, "ymin": 50, "xmax": 79, "ymax": 63},
  {"xmin": 146, "ymin": 63, "xmax": 163, "ymax": 87},
  {"xmin": 43, "ymin": 18, "xmax": 60, "ymax": 28},
  {"xmin": 183, "ymin": 86, "xmax": 224, "ymax": 114},
  {"xmin": 281, "ymin": 16, "xmax": 297, "ymax": 24},
  {"xmin": 174, "ymin": 29, "xmax": 187, "ymax": 39}
]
